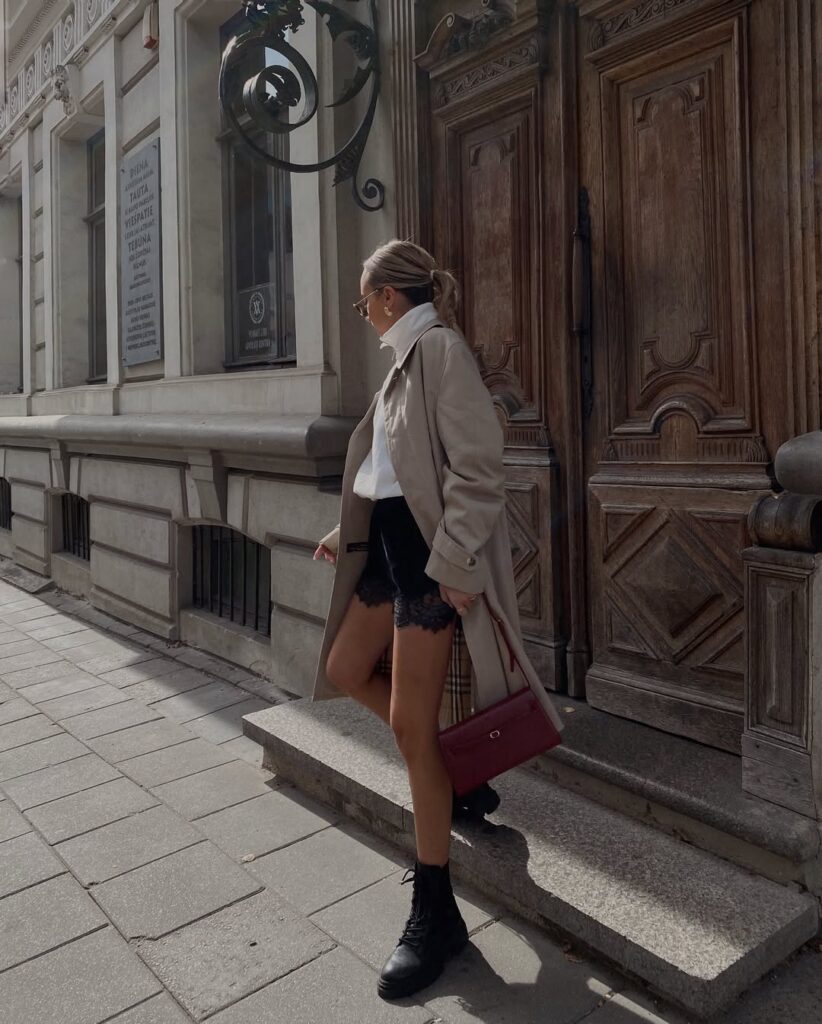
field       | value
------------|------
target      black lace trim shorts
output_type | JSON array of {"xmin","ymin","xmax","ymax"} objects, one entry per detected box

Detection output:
[{"xmin": 354, "ymin": 496, "xmax": 457, "ymax": 632}]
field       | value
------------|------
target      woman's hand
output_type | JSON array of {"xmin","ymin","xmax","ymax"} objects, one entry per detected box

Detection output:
[
  {"xmin": 313, "ymin": 544, "xmax": 337, "ymax": 566},
  {"xmin": 439, "ymin": 584, "xmax": 479, "ymax": 616}
]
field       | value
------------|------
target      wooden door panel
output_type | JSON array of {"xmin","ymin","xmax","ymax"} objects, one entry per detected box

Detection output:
[
  {"xmin": 581, "ymin": 2, "xmax": 771, "ymax": 750},
  {"xmin": 419, "ymin": 18, "xmax": 567, "ymax": 689}
]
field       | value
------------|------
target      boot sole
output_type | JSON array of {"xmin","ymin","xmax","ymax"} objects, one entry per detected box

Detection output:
[{"xmin": 377, "ymin": 931, "xmax": 469, "ymax": 1001}]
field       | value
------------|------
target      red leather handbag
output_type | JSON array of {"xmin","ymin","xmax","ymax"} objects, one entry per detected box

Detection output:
[{"xmin": 438, "ymin": 596, "xmax": 562, "ymax": 796}]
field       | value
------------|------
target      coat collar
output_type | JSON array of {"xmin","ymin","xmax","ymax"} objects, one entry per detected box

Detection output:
[
  {"xmin": 395, "ymin": 318, "xmax": 446, "ymax": 372},
  {"xmin": 379, "ymin": 304, "xmax": 444, "ymax": 372}
]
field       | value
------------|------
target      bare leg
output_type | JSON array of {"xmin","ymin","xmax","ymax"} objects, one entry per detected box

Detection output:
[
  {"xmin": 325, "ymin": 594, "xmax": 394, "ymax": 725},
  {"xmin": 390, "ymin": 619, "xmax": 456, "ymax": 867}
]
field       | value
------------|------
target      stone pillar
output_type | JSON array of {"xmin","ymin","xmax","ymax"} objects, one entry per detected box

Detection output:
[{"xmin": 742, "ymin": 433, "xmax": 822, "ymax": 819}]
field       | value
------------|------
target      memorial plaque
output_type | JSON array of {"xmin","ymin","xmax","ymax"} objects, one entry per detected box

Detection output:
[{"xmin": 120, "ymin": 140, "xmax": 163, "ymax": 365}]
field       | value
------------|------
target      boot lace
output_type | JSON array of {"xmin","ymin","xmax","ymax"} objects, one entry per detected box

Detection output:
[{"xmin": 398, "ymin": 867, "xmax": 430, "ymax": 951}]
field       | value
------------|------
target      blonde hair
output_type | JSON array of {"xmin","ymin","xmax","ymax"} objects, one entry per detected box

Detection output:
[{"xmin": 363, "ymin": 239, "xmax": 460, "ymax": 329}]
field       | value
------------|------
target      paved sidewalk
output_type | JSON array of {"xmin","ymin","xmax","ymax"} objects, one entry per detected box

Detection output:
[{"xmin": 0, "ymin": 580, "xmax": 819, "ymax": 1024}]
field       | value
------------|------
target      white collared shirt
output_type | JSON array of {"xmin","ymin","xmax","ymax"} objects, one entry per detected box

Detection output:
[{"xmin": 353, "ymin": 302, "xmax": 440, "ymax": 500}]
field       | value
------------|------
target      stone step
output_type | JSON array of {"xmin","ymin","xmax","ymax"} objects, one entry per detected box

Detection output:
[
  {"xmin": 536, "ymin": 696, "xmax": 821, "ymax": 881},
  {"xmin": 243, "ymin": 699, "xmax": 820, "ymax": 1021}
]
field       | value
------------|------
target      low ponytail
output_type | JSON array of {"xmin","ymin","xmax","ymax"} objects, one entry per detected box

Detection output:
[{"xmin": 431, "ymin": 268, "xmax": 460, "ymax": 329}]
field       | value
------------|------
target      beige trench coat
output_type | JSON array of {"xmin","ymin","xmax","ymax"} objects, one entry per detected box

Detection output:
[{"xmin": 312, "ymin": 319, "xmax": 564, "ymax": 735}]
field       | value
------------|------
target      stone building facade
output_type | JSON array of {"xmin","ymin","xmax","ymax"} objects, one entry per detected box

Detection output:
[{"xmin": 0, "ymin": 0, "xmax": 394, "ymax": 691}]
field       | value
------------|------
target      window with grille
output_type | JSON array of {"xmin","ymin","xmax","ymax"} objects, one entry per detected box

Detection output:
[
  {"xmin": 0, "ymin": 480, "xmax": 11, "ymax": 531},
  {"xmin": 192, "ymin": 526, "xmax": 272, "ymax": 636},
  {"xmin": 62, "ymin": 495, "xmax": 90, "ymax": 561}
]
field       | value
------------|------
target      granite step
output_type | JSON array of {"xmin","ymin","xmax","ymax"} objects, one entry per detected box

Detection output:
[
  {"xmin": 534, "ymin": 696, "xmax": 821, "ymax": 880},
  {"xmin": 243, "ymin": 698, "xmax": 820, "ymax": 1021}
]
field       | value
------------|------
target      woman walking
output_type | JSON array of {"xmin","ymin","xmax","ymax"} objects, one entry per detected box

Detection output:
[{"xmin": 312, "ymin": 240, "xmax": 564, "ymax": 999}]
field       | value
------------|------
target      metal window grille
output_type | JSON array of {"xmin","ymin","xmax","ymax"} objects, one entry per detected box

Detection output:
[
  {"xmin": 192, "ymin": 526, "xmax": 272, "ymax": 637},
  {"xmin": 0, "ymin": 480, "xmax": 11, "ymax": 531},
  {"xmin": 62, "ymin": 494, "xmax": 90, "ymax": 561}
]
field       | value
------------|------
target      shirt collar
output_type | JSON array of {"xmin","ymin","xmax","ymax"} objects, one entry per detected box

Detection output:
[{"xmin": 379, "ymin": 302, "xmax": 440, "ymax": 364}]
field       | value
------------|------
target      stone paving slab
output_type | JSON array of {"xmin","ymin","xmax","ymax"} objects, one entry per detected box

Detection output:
[
  {"xmin": 0, "ymin": 630, "xmax": 27, "ymax": 646},
  {"xmin": 135, "ymin": 889, "xmax": 335, "ymax": 1021},
  {"xmin": 123, "ymin": 669, "xmax": 216, "ymax": 705},
  {"xmin": 0, "ymin": 711, "xmax": 61, "ymax": 750},
  {"xmin": 0, "ymin": 646, "xmax": 63, "ymax": 674},
  {"xmin": 0, "ymin": 750, "xmax": 121, "ymax": 809},
  {"xmin": 109, "ymin": 993, "xmax": 195, "ymax": 1024},
  {"xmin": 0, "ymin": 731, "xmax": 88, "ymax": 781},
  {"xmin": 26, "ymin": 619, "xmax": 89, "ymax": 641},
  {"xmin": 220, "ymin": 735, "xmax": 266, "ymax": 767},
  {"xmin": 61, "ymin": 699, "xmax": 162, "ymax": 739},
  {"xmin": 1, "ymin": 658, "xmax": 87, "ymax": 688},
  {"xmin": 195, "ymin": 787, "xmax": 337, "ymax": 861},
  {"xmin": 38, "ymin": 681, "xmax": 132, "ymax": 719},
  {"xmin": 56, "ymin": 805, "xmax": 203, "ymax": 885},
  {"xmin": 26, "ymin": 776, "xmax": 160, "ymax": 843},
  {"xmin": 310, "ymin": 870, "xmax": 496, "ymax": 972},
  {"xmin": 209, "ymin": 945, "xmax": 434, "ymax": 1024},
  {"xmin": 16, "ymin": 670, "xmax": 104, "ymax": 703},
  {"xmin": 0, "ymin": 873, "xmax": 106, "ymax": 970},
  {"xmin": 151, "ymin": 760, "xmax": 275, "ymax": 821},
  {"xmin": 422, "ymin": 917, "xmax": 624, "ymax": 1024},
  {"xmin": 248, "ymin": 823, "xmax": 404, "ymax": 915},
  {"xmin": 86, "ymin": 718, "xmax": 195, "ymax": 762},
  {"xmin": 42, "ymin": 629, "xmax": 101, "ymax": 651},
  {"xmin": 101, "ymin": 659, "xmax": 182, "ymax": 687},
  {"xmin": 0, "ymin": 696, "xmax": 38, "ymax": 726},
  {"xmin": 76, "ymin": 650, "xmax": 158, "ymax": 675},
  {"xmin": 0, "ymin": 927, "xmax": 163, "ymax": 1024},
  {"xmin": 0, "ymin": 637, "xmax": 43, "ymax": 658},
  {"xmin": 61, "ymin": 640, "xmax": 133, "ymax": 665},
  {"xmin": 151, "ymin": 682, "xmax": 250, "ymax": 723},
  {"xmin": 0, "ymin": 830, "xmax": 65, "ymax": 897},
  {"xmin": 184, "ymin": 699, "xmax": 271, "ymax": 745},
  {"xmin": 118, "ymin": 737, "xmax": 236, "ymax": 787},
  {"xmin": 0, "ymin": 798, "xmax": 31, "ymax": 841},
  {"xmin": 92, "ymin": 841, "xmax": 263, "ymax": 940}
]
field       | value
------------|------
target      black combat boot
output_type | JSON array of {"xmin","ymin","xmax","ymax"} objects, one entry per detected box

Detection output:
[
  {"xmin": 378, "ymin": 860, "xmax": 469, "ymax": 1000},
  {"xmin": 452, "ymin": 781, "xmax": 501, "ymax": 822}
]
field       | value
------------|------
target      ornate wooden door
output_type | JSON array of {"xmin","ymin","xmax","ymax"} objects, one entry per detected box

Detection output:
[
  {"xmin": 394, "ymin": 0, "xmax": 816, "ymax": 752},
  {"xmin": 576, "ymin": 0, "xmax": 815, "ymax": 752},
  {"xmin": 412, "ymin": 1, "xmax": 569, "ymax": 692}
]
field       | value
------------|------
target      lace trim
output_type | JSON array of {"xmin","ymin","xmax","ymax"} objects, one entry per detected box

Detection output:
[
  {"xmin": 395, "ymin": 591, "xmax": 456, "ymax": 632},
  {"xmin": 354, "ymin": 574, "xmax": 394, "ymax": 607}
]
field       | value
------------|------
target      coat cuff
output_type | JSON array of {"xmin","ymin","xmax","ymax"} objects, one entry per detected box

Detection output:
[
  {"xmin": 424, "ymin": 525, "xmax": 486, "ymax": 593},
  {"xmin": 319, "ymin": 524, "xmax": 340, "ymax": 555}
]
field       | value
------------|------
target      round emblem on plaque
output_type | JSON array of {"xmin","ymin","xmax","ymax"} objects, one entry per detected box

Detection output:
[{"xmin": 249, "ymin": 291, "xmax": 266, "ymax": 325}]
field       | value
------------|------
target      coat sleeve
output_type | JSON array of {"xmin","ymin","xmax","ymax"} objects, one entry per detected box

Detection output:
[{"xmin": 424, "ymin": 339, "xmax": 506, "ymax": 593}]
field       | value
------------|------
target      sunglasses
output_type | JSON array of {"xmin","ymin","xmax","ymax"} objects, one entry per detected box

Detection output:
[{"xmin": 353, "ymin": 287, "xmax": 383, "ymax": 319}]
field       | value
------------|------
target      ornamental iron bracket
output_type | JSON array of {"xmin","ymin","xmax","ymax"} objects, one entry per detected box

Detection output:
[{"xmin": 219, "ymin": 0, "xmax": 384, "ymax": 212}]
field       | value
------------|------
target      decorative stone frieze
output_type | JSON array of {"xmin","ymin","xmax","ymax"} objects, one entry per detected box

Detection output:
[{"xmin": 0, "ymin": 0, "xmax": 124, "ymax": 152}]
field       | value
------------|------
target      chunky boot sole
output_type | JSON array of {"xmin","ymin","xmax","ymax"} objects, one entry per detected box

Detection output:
[{"xmin": 377, "ymin": 927, "xmax": 469, "ymax": 1001}]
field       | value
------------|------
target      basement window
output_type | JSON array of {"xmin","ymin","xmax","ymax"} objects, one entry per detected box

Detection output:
[
  {"xmin": 192, "ymin": 526, "xmax": 272, "ymax": 637},
  {"xmin": 62, "ymin": 495, "xmax": 91, "ymax": 561},
  {"xmin": 0, "ymin": 480, "xmax": 11, "ymax": 531}
]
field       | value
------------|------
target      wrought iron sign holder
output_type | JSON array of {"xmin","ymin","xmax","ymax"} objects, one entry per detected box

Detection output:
[{"xmin": 219, "ymin": 0, "xmax": 384, "ymax": 212}]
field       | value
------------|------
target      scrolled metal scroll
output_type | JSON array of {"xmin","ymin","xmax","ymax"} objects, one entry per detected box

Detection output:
[{"xmin": 219, "ymin": 0, "xmax": 384, "ymax": 212}]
